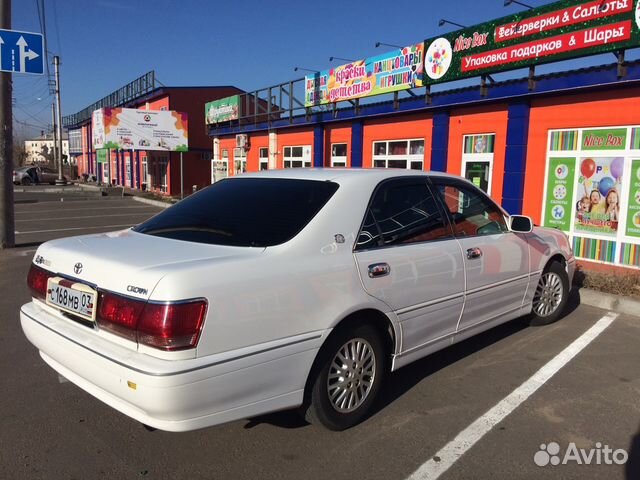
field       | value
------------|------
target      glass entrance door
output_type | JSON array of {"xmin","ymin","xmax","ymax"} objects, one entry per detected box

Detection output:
[{"xmin": 464, "ymin": 161, "xmax": 491, "ymax": 193}]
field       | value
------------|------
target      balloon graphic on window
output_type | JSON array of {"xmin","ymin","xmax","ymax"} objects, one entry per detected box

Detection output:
[
  {"xmin": 580, "ymin": 158, "xmax": 596, "ymax": 179},
  {"xmin": 598, "ymin": 176, "xmax": 615, "ymax": 196},
  {"xmin": 610, "ymin": 157, "xmax": 624, "ymax": 179}
]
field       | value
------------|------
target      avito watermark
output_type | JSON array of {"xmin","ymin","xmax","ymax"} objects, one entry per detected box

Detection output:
[{"xmin": 534, "ymin": 441, "xmax": 628, "ymax": 467}]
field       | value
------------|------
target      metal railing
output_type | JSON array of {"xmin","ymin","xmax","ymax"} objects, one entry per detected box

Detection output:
[{"xmin": 63, "ymin": 71, "xmax": 156, "ymax": 128}]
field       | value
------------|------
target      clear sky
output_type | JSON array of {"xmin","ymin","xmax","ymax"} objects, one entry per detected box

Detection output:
[{"xmin": 10, "ymin": 0, "xmax": 640, "ymax": 140}]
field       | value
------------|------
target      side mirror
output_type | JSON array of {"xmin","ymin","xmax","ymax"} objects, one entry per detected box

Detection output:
[{"xmin": 510, "ymin": 215, "xmax": 533, "ymax": 233}]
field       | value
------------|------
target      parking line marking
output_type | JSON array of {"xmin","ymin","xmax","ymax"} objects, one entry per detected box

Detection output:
[
  {"xmin": 15, "ymin": 224, "xmax": 135, "ymax": 235},
  {"xmin": 15, "ymin": 206, "xmax": 159, "ymax": 215},
  {"xmin": 407, "ymin": 311, "xmax": 618, "ymax": 480},
  {"xmin": 16, "ymin": 213, "xmax": 157, "ymax": 222},
  {"xmin": 14, "ymin": 199, "xmax": 135, "ymax": 206}
]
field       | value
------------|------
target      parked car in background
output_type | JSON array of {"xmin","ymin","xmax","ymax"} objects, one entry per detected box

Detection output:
[
  {"xmin": 13, "ymin": 165, "xmax": 68, "ymax": 185},
  {"xmin": 20, "ymin": 169, "xmax": 575, "ymax": 432}
]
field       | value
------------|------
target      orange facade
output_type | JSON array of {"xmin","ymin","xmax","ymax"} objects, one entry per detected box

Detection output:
[
  {"xmin": 447, "ymin": 105, "xmax": 508, "ymax": 203},
  {"xmin": 523, "ymin": 88, "xmax": 640, "ymax": 224},
  {"xmin": 362, "ymin": 114, "xmax": 432, "ymax": 169},
  {"xmin": 325, "ymin": 124, "xmax": 351, "ymax": 167}
]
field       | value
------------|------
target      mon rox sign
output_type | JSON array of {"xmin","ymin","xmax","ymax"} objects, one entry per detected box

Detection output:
[{"xmin": 423, "ymin": 0, "xmax": 640, "ymax": 85}]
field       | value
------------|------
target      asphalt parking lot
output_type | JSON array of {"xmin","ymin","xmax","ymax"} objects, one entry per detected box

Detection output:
[
  {"xmin": 1, "ymin": 189, "xmax": 639, "ymax": 480},
  {"xmin": 12, "ymin": 189, "xmax": 164, "ymax": 246}
]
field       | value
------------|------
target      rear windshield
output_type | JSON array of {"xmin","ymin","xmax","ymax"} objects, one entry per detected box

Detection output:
[{"xmin": 133, "ymin": 177, "xmax": 339, "ymax": 247}]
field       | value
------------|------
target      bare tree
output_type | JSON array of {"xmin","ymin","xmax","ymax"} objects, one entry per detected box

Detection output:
[{"xmin": 13, "ymin": 143, "xmax": 28, "ymax": 167}]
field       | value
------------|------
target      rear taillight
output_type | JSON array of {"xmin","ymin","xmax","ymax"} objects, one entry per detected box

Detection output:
[
  {"xmin": 96, "ymin": 292, "xmax": 207, "ymax": 351},
  {"xmin": 137, "ymin": 301, "xmax": 208, "ymax": 350},
  {"xmin": 96, "ymin": 292, "xmax": 146, "ymax": 342},
  {"xmin": 27, "ymin": 264, "xmax": 54, "ymax": 300}
]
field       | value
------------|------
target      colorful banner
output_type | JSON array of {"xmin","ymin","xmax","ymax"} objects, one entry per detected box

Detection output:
[
  {"xmin": 574, "ymin": 156, "xmax": 625, "ymax": 235},
  {"xmin": 422, "ymin": 0, "xmax": 640, "ymax": 85},
  {"xmin": 581, "ymin": 127, "xmax": 627, "ymax": 150},
  {"xmin": 205, "ymin": 95, "xmax": 240, "ymax": 124},
  {"xmin": 92, "ymin": 108, "xmax": 188, "ymax": 152},
  {"xmin": 573, "ymin": 236, "xmax": 617, "ymax": 263},
  {"xmin": 626, "ymin": 159, "xmax": 640, "ymax": 238},
  {"xmin": 549, "ymin": 130, "xmax": 578, "ymax": 151},
  {"xmin": 463, "ymin": 134, "xmax": 495, "ymax": 154},
  {"xmin": 543, "ymin": 157, "xmax": 576, "ymax": 231},
  {"xmin": 304, "ymin": 43, "xmax": 424, "ymax": 106}
]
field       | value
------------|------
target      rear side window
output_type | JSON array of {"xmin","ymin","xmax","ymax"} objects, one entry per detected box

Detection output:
[
  {"xmin": 134, "ymin": 178, "xmax": 339, "ymax": 247},
  {"xmin": 356, "ymin": 179, "xmax": 451, "ymax": 250},
  {"xmin": 432, "ymin": 179, "xmax": 508, "ymax": 237}
]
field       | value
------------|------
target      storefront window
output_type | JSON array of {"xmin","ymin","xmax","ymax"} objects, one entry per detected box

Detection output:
[
  {"xmin": 259, "ymin": 147, "xmax": 269, "ymax": 170},
  {"xmin": 102, "ymin": 161, "xmax": 110, "ymax": 184},
  {"xmin": 283, "ymin": 145, "xmax": 312, "ymax": 168},
  {"xmin": 542, "ymin": 126, "xmax": 640, "ymax": 268},
  {"xmin": 125, "ymin": 158, "xmax": 131, "ymax": 186},
  {"xmin": 331, "ymin": 143, "xmax": 347, "ymax": 167},
  {"xmin": 372, "ymin": 139, "xmax": 424, "ymax": 170},
  {"xmin": 157, "ymin": 156, "xmax": 168, "ymax": 193},
  {"xmin": 234, "ymin": 148, "xmax": 247, "ymax": 175},
  {"xmin": 462, "ymin": 134, "xmax": 495, "ymax": 195},
  {"xmin": 212, "ymin": 149, "xmax": 228, "ymax": 184},
  {"xmin": 142, "ymin": 156, "xmax": 148, "ymax": 189}
]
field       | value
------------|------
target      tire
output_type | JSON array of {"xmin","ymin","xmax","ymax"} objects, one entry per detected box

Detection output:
[
  {"xmin": 21, "ymin": 177, "xmax": 32, "ymax": 186},
  {"xmin": 304, "ymin": 323, "xmax": 386, "ymax": 430},
  {"xmin": 529, "ymin": 261, "xmax": 569, "ymax": 326}
]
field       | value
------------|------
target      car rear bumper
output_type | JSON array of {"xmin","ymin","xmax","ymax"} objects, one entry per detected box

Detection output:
[{"xmin": 20, "ymin": 302, "xmax": 322, "ymax": 431}]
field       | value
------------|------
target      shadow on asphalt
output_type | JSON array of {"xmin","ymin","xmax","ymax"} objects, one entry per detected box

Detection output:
[
  {"xmin": 626, "ymin": 425, "xmax": 640, "ymax": 480},
  {"xmin": 243, "ymin": 289, "xmax": 583, "ymax": 430},
  {"xmin": 15, "ymin": 241, "xmax": 44, "ymax": 249}
]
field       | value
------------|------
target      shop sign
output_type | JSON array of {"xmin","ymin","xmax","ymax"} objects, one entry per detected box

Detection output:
[
  {"xmin": 96, "ymin": 149, "xmax": 107, "ymax": 164},
  {"xmin": 543, "ymin": 157, "xmax": 576, "ymax": 231},
  {"xmin": 626, "ymin": 159, "xmax": 640, "ymax": 237},
  {"xmin": 575, "ymin": 156, "xmax": 625, "ymax": 235},
  {"xmin": 581, "ymin": 127, "xmax": 627, "ymax": 150},
  {"xmin": 304, "ymin": 42, "xmax": 424, "ymax": 107},
  {"xmin": 92, "ymin": 108, "xmax": 189, "ymax": 152},
  {"xmin": 423, "ymin": 0, "xmax": 640, "ymax": 85},
  {"xmin": 205, "ymin": 95, "xmax": 241, "ymax": 124}
]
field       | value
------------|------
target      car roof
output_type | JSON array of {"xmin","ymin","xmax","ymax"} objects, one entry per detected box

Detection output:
[{"xmin": 239, "ymin": 168, "xmax": 457, "ymax": 184}]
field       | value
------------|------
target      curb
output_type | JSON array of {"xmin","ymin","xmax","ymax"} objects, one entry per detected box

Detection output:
[
  {"xmin": 132, "ymin": 196, "xmax": 173, "ymax": 209},
  {"xmin": 578, "ymin": 287, "xmax": 640, "ymax": 317}
]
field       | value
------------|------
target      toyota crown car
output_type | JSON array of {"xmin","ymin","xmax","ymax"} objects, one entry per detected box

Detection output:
[{"xmin": 21, "ymin": 169, "xmax": 575, "ymax": 431}]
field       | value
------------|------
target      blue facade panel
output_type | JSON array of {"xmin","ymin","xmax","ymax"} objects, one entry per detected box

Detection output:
[
  {"xmin": 502, "ymin": 102, "xmax": 531, "ymax": 215},
  {"xmin": 431, "ymin": 112, "xmax": 450, "ymax": 172},
  {"xmin": 351, "ymin": 120, "xmax": 363, "ymax": 168},
  {"xmin": 313, "ymin": 125, "xmax": 324, "ymax": 168}
]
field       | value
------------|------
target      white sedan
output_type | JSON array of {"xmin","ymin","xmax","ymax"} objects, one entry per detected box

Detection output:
[{"xmin": 21, "ymin": 169, "xmax": 575, "ymax": 431}]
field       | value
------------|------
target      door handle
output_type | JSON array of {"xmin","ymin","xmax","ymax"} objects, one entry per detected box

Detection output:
[
  {"xmin": 466, "ymin": 247, "xmax": 483, "ymax": 260},
  {"xmin": 368, "ymin": 263, "xmax": 390, "ymax": 278}
]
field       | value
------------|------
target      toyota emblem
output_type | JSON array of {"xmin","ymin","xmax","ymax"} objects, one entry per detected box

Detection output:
[{"xmin": 74, "ymin": 263, "xmax": 83, "ymax": 275}]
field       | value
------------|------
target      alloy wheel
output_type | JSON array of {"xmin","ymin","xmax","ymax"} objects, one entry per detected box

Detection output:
[
  {"xmin": 533, "ymin": 271, "xmax": 564, "ymax": 317},
  {"xmin": 327, "ymin": 338, "xmax": 376, "ymax": 413}
]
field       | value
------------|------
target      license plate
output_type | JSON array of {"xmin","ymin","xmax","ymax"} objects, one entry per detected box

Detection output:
[{"xmin": 46, "ymin": 277, "xmax": 97, "ymax": 322}]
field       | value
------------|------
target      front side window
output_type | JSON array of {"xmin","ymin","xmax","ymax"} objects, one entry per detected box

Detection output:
[
  {"xmin": 356, "ymin": 179, "xmax": 450, "ymax": 250},
  {"xmin": 432, "ymin": 179, "xmax": 508, "ymax": 237},
  {"xmin": 372, "ymin": 139, "xmax": 424, "ymax": 170},
  {"xmin": 134, "ymin": 178, "xmax": 339, "ymax": 247}
]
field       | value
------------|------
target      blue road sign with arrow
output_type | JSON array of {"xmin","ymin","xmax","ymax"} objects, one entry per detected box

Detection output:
[{"xmin": 0, "ymin": 29, "xmax": 44, "ymax": 75}]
